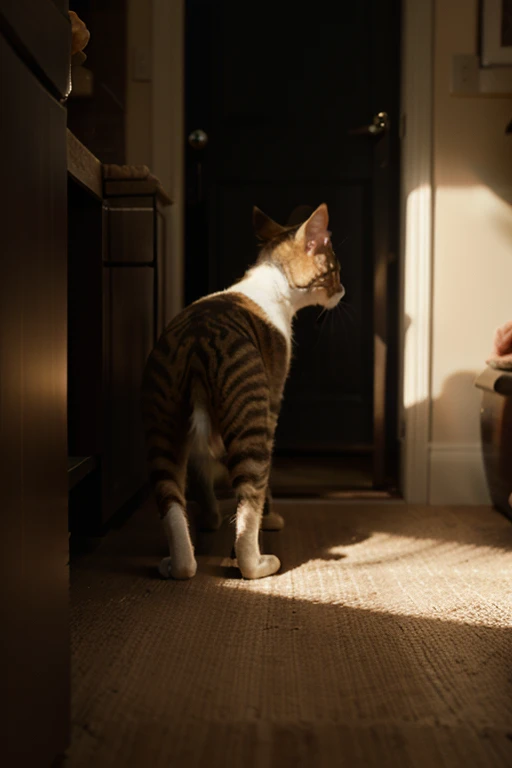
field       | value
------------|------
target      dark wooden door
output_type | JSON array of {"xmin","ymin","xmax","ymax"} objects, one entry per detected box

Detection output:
[{"xmin": 185, "ymin": 0, "xmax": 400, "ymax": 484}]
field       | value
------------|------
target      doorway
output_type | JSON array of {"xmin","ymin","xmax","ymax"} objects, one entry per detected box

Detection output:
[{"xmin": 185, "ymin": 0, "xmax": 401, "ymax": 495}]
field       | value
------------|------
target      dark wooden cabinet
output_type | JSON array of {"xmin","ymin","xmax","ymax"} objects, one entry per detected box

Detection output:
[
  {"xmin": 104, "ymin": 265, "xmax": 154, "ymax": 515},
  {"xmin": 68, "ymin": 165, "xmax": 169, "ymax": 535},
  {"xmin": 0, "ymin": 2, "xmax": 70, "ymax": 764},
  {"xmin": 0, "ymin": 0, "xmax": 70, "ymax": 98}
]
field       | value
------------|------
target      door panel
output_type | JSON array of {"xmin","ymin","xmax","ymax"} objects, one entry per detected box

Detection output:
[{"xmin": 186, "ymin": 0, "xmax": 400, "ymax": 473}]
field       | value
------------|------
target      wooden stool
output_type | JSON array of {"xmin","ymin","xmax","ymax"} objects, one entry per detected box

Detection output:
[{"xmin": 475, "ymin": 367, "xmax": 512, "ymax": 521}]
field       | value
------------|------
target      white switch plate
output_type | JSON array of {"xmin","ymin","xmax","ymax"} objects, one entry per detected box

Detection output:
[
  {"xmin": 133, "ymin": 47, "xmax": 152, "ymax": 82},
  {"xmin": 451, "ymin": 54, "xmax": 479, "ymax": 94}
]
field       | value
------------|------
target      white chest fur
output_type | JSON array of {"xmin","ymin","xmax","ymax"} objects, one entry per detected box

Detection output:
[{"xmin": 225, "ymin": 263, "xmax": 295, "ymax": 352}]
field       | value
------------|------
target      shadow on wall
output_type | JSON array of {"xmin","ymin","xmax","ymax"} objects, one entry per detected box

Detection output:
[
  {"xmin": 405, "ymin": 369, "xmax": 491, "ymax": 505},
  {"xmin": 431, "ymin": 370, "xmax": 482, "ymax": 441},
  {"xmin": 491, "ymin": 192, "xmax": 512, "ymax": 243}
]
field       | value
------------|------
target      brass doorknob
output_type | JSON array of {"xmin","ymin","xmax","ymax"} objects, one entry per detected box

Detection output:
[
  {"xmin": 188, "ymin": 129, "xmax": 209, "ymax": 150},
  {"xmin": 349, "ymin": 111, "xmax": 390, "ymax": 136}
]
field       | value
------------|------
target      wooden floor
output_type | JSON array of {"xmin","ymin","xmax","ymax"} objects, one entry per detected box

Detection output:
[
  {"xmin": 270, "ymin": 455, "xmax": 374, "ymax": 494},
  {"xmin": 64, "ymin": 500, "xmax": 512, "ymax": 767}
]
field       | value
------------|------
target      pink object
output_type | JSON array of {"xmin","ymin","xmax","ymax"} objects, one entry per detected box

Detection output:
[{"xmin": 487, "ymin": 320, "xmax": 512, "ymax": 369}]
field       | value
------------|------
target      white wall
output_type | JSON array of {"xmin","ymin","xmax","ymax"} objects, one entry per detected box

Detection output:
[{"xmin": 430, "ymin": 0, "xmax": 512, "ymax": 503}]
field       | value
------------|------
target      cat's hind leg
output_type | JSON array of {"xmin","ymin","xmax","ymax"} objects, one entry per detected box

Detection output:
[
  {"xmin": 144, "ymin": 411, "xmax": 197, "ymax": 580},
  {"xmin": 234, "ymin": 488, "xmax": 281, "ymax": 579},
  {"xmin": 218, "ymin": 365, "xmax": 280, "ymax": 578},
  {"xmin": 225, "ymin": 434, "xmax": 280, "ymax": 578}
]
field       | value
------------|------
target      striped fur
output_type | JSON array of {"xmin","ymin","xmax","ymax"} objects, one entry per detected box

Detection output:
[{"xmin": 141, "ymin": 203, "xmax": 344, "ymax": 579}]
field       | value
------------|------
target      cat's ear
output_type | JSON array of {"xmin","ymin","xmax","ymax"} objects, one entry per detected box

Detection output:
[
  {"xmin": 253, "ymin": 206, "xmax": 286, "ymax": 241},
  {"xmin": 296, "ymin": 203, "xmax": 330, "ymax": 254}
]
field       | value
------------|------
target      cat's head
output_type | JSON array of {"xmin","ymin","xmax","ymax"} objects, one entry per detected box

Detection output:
[{"xmin": 253, "ymin": 203, "xmax": 345, "ymax": 310}]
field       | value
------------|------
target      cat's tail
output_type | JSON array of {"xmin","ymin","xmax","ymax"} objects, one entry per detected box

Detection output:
[{"xmin": 189, "ymin": 378, "xmax": 225, "ymax": 461}]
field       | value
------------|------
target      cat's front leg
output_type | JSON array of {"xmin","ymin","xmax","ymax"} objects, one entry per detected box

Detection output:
[
  {"xmin": 235, "ymin": 491, "xmax": 281, "ymax": 579},
  {"xmin": 260, "ymin": 406, "xmax": 284, "ymax": 531}
]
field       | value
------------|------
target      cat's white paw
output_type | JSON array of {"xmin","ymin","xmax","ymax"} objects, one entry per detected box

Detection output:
[
  {"xmin": 238, "ymin": 554, "xmax": 281, "ymax": 580},
  {"xmin": 261, "ymin": 511, "xmax": 285, "ymax": 531},
  {"xmin": 158, "ymin": 556, "xmax": 197, "ymax": 580}
]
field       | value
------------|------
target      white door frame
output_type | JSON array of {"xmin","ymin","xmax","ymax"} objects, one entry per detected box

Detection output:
[
  {"xmin": 399, "ymin": 0, "xmax": 434, "ymax": 503},
  {"xmin": 152, "ymin": 0, "xmax": 435, "ymax": 503}
]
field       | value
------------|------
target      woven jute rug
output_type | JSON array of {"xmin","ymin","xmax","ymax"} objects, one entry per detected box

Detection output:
[{"xmin": 65, "ymin": 501, "xmax": 512, "ymax": 767}]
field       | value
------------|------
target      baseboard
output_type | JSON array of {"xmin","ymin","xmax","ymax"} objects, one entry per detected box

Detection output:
[{"xmin": 428, "ymin": 443, "xmax": 491, "ymax": 505}]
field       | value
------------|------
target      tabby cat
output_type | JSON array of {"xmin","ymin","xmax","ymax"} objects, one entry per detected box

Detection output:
[{"xmin": 141, "ymin": 203, "xmax": 344, "ymax": 580}]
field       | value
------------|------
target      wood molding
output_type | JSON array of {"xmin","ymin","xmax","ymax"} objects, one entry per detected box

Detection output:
[
  {"xmin": 400, "ymin": 0, "xmax": 434, "ymax": 503},
  {"xmin": 67, "ymin": 129, "xmax": 102, "ymax": 199}
]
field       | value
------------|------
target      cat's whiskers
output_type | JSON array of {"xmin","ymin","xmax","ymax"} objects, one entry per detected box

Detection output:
[
  {"xmin": 325, "ymin": 301, "xmax": 351, "ymax": 353},
  {"xmin": 337, "ymin": 301, "xmax": 357, "ymax": 327},
  {"xmin": 316, "ymin": 307, "xmax": 328, "ymax": 325},
  {"xmin": 332, "ymin": 301, "xmax": 347, "ymax": 350},
  {"xmin": 333, "ymin": 235, "xmax": 349, "ymax": 250},
  {"xmin": 312, "ymin": 307, "xmax": 330, "ymax": 354}
]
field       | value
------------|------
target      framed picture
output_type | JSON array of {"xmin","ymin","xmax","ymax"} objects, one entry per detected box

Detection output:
[{"xmin": 481, "ymin": 0, "xmax": 512, "ymax": 66}]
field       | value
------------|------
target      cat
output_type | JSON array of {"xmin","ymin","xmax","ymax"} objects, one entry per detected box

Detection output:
[{"xmin": 141, "ymin": 202, "xmax": 344, "ymax": 580}]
